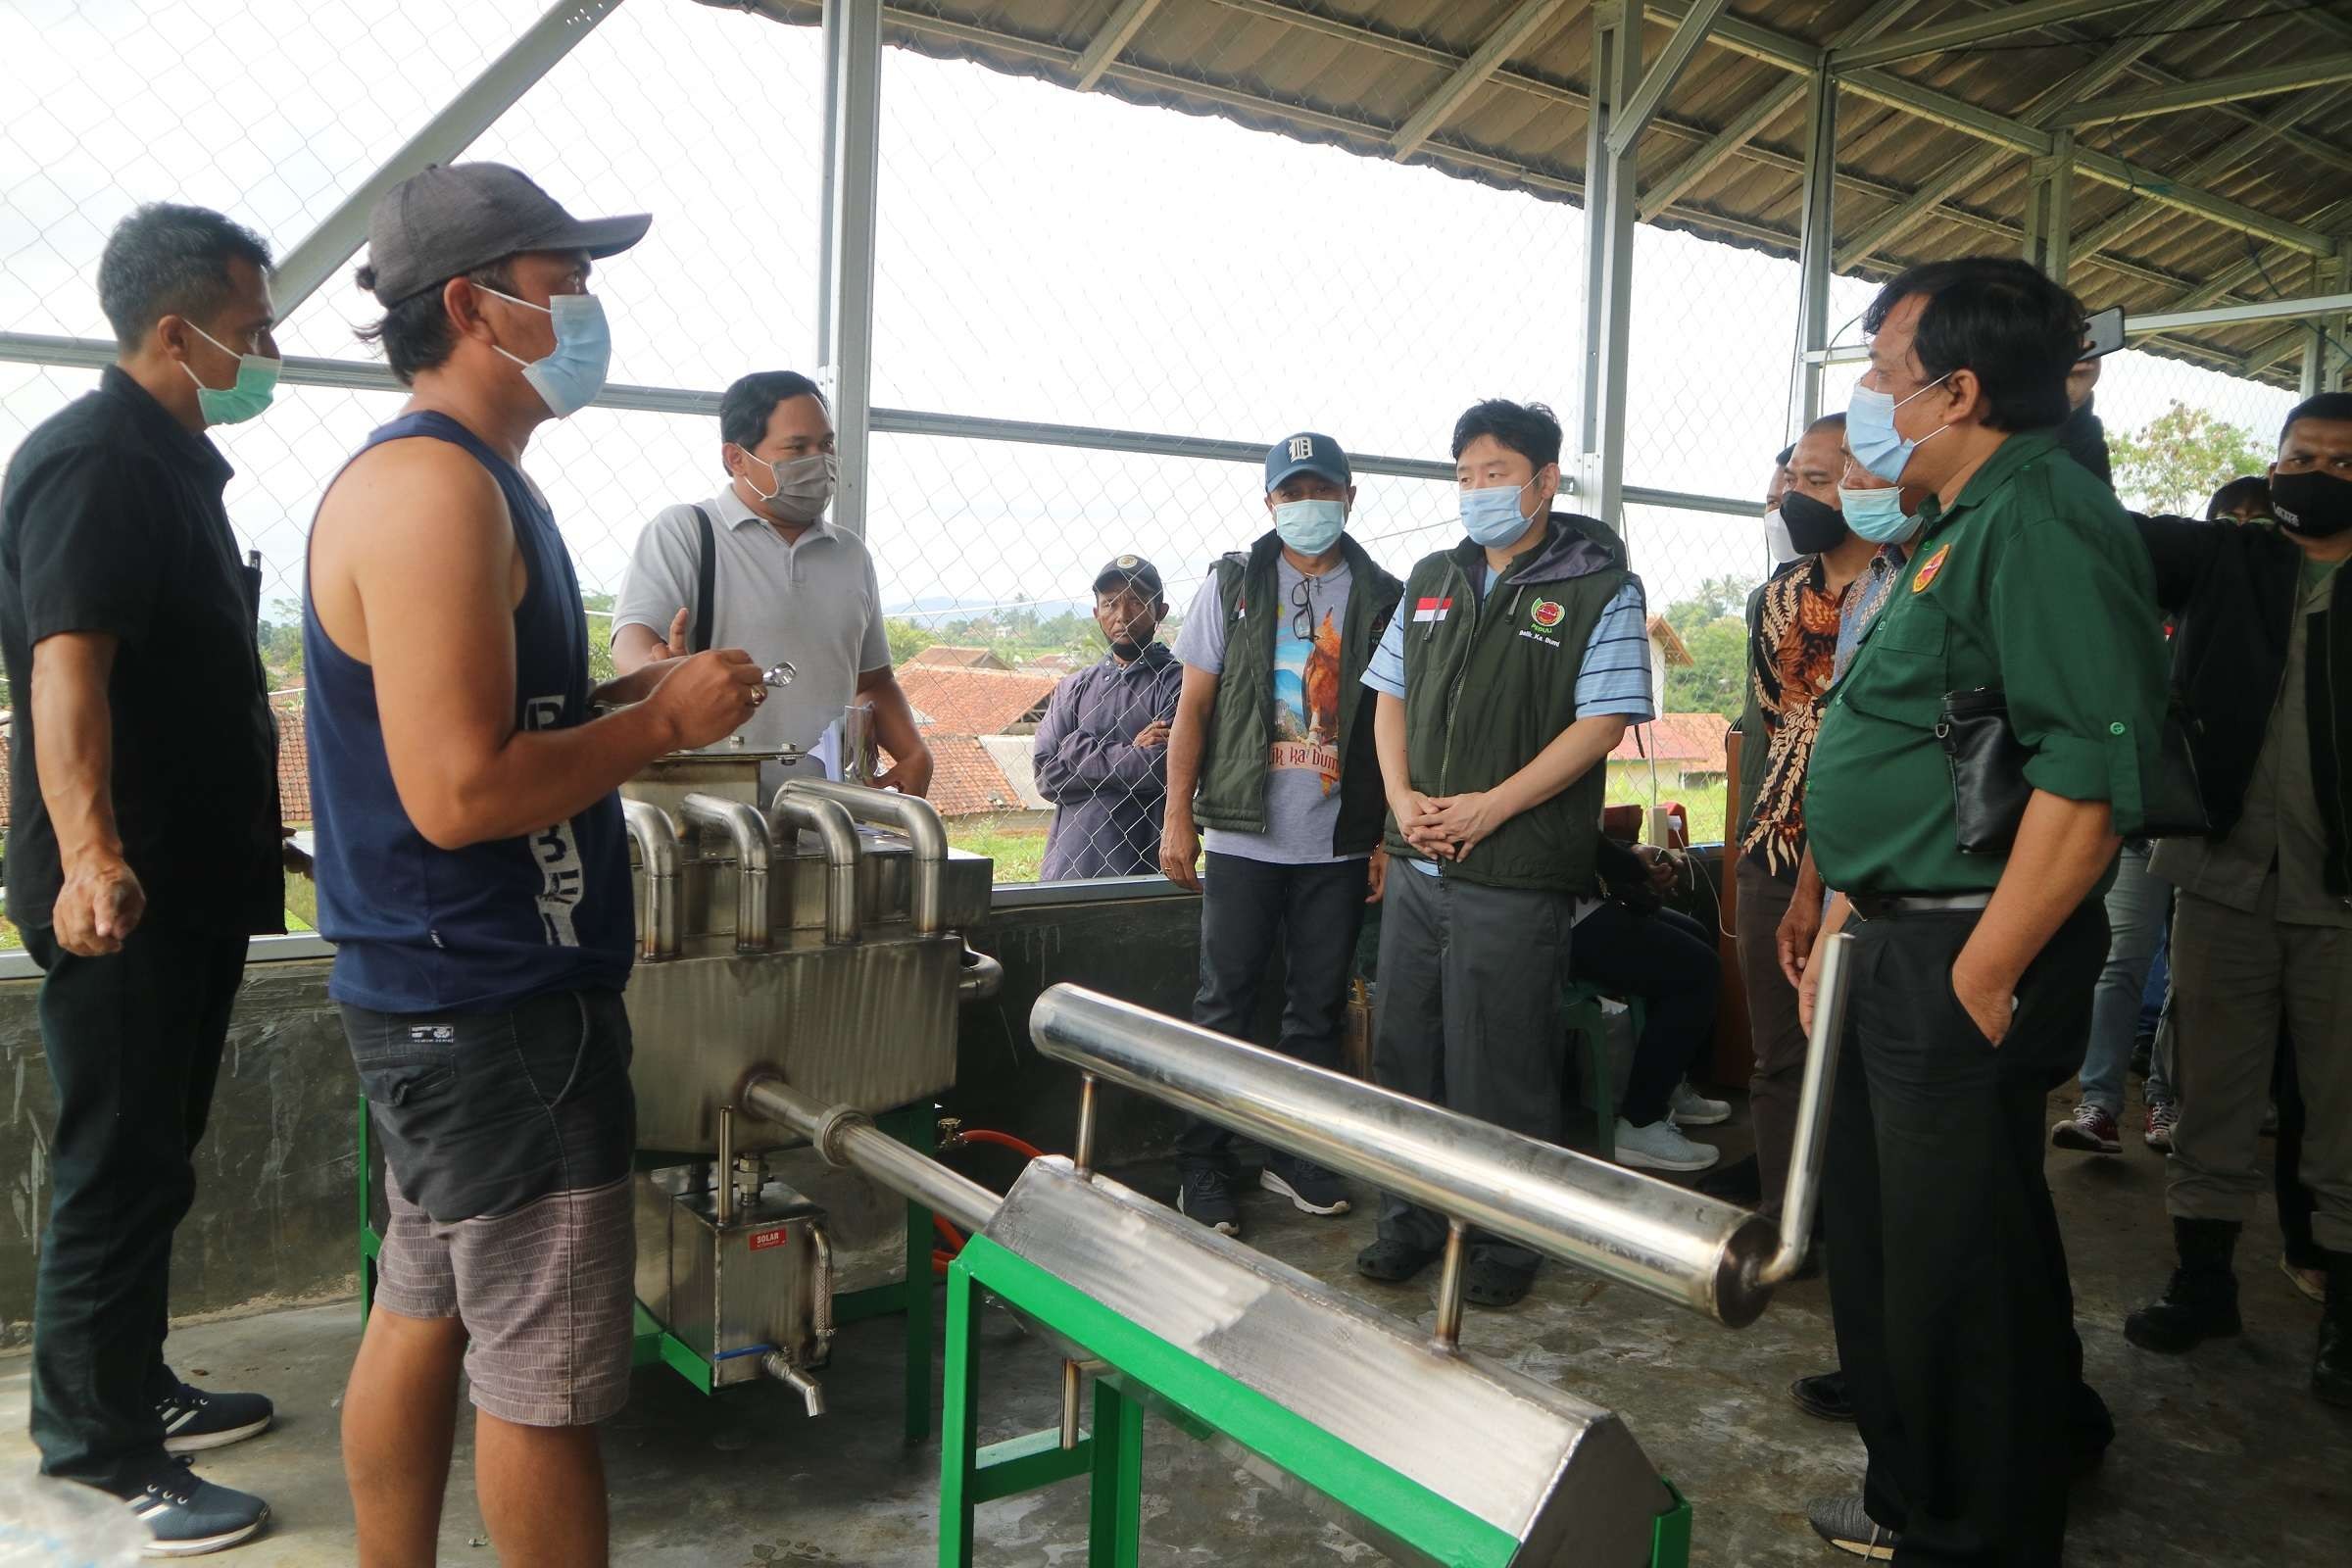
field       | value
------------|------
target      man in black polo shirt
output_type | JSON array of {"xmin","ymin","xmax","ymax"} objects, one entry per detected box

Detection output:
[{"xmin": 0, "ymin": 204, "xmax": 287, "ymax": 1553}]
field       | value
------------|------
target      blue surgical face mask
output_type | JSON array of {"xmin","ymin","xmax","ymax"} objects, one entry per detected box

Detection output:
[
  {"xmin": 180, "ymin": 321, "xmax": 279, "ymax": 426},
  {"xmin": 1838, "ymin": 482, "xmax": 1920, "ymax": 545},
  {"xmin": 1271, "ymin": 497, "xmax": 1347, "ymax": 556},
  {"xmin": 1845, "ymin": 373, "xmax": 1950, "ymax": 483},
  {"xmin": 479, "ymin": 286, "xmax": 612, "ymax": 417},
  {"xmin": 1461, "ymin": 478, "xmax": 1538, "ymax": 548}
]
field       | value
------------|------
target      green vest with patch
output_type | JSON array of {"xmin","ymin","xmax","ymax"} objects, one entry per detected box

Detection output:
[
  {"xmin": 1386, "ymin": 515, "xmax": 1628, "ymax": 892},
  {"xmin": 1193, "ymin": 531, "xmax": 1402, "ymax": 854}
]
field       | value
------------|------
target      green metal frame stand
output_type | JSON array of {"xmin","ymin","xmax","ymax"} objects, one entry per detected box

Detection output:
[
  {"xmin": 356, "ymin": 1096, "xmax": 939, "ymax": 1440},
  {"xmin": 939, "ymin": 1235, "xmax": 1691, "ymax": 1568}
]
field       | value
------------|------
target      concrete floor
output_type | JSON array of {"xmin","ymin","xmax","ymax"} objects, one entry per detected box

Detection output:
[{"xmin": 4, "ymin": 1087, "xmax": 2345, "ymax": 1566}]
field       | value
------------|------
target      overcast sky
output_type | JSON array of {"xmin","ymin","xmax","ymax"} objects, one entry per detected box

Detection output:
[{"xmin": 1, "ymin": 0, "xmax": 2305, "ymax": 632}]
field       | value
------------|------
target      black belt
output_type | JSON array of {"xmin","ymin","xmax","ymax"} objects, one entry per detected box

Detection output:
[{"xmin": 1847, "ymin": 891, "xmax": 1993, "ymax": 919}]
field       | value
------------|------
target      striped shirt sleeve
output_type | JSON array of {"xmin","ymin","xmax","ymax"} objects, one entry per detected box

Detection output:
[
  {"xmin": 1361, "ymin": 609, "xmax": 1409, "ymax": 700},
  {"xmin": 1574, "ymin": 578, "xmax": 1655, "ymax": 720}
]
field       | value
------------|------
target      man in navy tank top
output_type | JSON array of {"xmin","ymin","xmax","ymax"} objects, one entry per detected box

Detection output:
[{"xmin": 305, "ymin": 164, "xmax": 765, "ymax": 1564}]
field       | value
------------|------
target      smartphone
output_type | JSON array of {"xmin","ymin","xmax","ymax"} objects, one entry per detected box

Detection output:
[{"xmin": 2082, "ymin": 305, "xmax": 2125, "ymax": 360}]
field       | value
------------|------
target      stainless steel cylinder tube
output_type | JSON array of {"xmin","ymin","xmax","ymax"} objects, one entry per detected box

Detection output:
[
  {"xmin": 1754, "ymin": 931, "xmax": 1854, "ymax": 1287},
  {"xmin": 1029, "ymin": 986, "xmax": 1781, "ymax": 1327},
  {"xmin": 740, "ymin": 1075, "xmax": 1003, "ymax": 1236},
  {"xmin": 764, "ymin": 790, "xmax": 862, "ymax": 946},
  {"xmin": 619, "ymin": 799, "xmax": 681, "ymax": 960},
  {"xmin": 780, "ymin": 780, "xmax": 950, "ymax": 934},
  {"xmin": 680, "ymin": 793, "xmax": 773, "ymax": 952}
]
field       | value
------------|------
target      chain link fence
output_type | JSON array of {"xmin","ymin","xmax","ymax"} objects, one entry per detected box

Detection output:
[{"xmin": 1, "ymin": 1, "xmax": 2331, "ymax": 888}]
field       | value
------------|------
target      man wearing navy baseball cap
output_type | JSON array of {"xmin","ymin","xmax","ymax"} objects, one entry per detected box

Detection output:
[{"xmin": 1160, "ymin": 432, "xmax": 1402, "ymax": 1236}]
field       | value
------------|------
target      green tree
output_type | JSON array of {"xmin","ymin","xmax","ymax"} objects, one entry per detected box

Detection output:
[
  {"xmin": 2109, "ymin": 401, "xmax": 2270, "ymax": 517},
  {"xmin": 584, "ymin": 592, "xmax": 618, "ymax": 685},
  {"xmin": 1664, "ymin": 617, "xmax": 1748, "ymax": 718},
  {"xmin": 1662, "ymin": 574, "xmax": 1751, "ymax": 633},
  {"xmin": 1659, "ymin": 572, "xmax": 1756, "ymax": 720},
  {"xmin": 886, "ymin": 616, "xmax": 937, "ymax": 665}
]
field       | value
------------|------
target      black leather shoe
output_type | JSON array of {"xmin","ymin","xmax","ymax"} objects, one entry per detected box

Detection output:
[
  {"xmin": 2315, "ymin": 1248, "xmax": 2352, "ymax": 1407},
  {"xmin": 2126, "ymin": 1217, "xmax": 2242, "ymax": 1353},
  {"xmin": 1789, "ymin": 1370, "xmax": 1854, "ymax": 1422}
]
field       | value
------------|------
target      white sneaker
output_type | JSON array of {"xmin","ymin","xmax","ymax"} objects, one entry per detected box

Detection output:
[
  {"xmin": 1667, "ymin": 1079, "xmax": 1731, "ymax": 1127},
  {"xmin": 1614, "ymin": 1116, "xmax": 1720, "ymax": 1172}
]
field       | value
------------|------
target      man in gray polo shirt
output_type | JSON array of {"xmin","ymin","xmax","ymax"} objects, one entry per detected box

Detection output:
[{"xmin": 613, "ymin": 369, "xmax": 932, "ymax": 798}]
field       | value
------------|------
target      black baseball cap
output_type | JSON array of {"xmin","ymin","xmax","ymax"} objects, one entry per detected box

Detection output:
[
  {"xmin": 364, "ymin": 163, "xmax": 651, "ymax": 306},
  {"xmin": 1093, "ymin": 554, "xmax": 1164, "ymax": 599}
]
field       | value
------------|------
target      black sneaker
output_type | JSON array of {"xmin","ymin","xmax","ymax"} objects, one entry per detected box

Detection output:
[
  {"xmin": 157, "ymin": 1378, "xmax": 273, "ymax": 1454},
  {"xmin": 1354, "ymin": 1238, "xmax": 1440, "ymax": 1284},
  {"xmin": 1177, "ymin": 1166, "xmax": 1242, "ymax": 1237},
  {"xmin": 1260, "ymin": 1153, "xmax": 1350, "ymax": 1216},
  {"xmin": 122, "ymin": 1459, "xmax": 270, "ymax": 1556},
  {"xmin": 1807, "ymin": 1494, "xmax": 1898, "ymax": 1560},
  {"xmin": 1694, "ymin": 1152, "xmax": 1763, "ymax": 1206}
]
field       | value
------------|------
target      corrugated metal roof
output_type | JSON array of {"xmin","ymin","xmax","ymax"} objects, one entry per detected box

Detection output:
[{"xmin": 812, "ymin": 0, "xmax": 2352, "ymax": 384}]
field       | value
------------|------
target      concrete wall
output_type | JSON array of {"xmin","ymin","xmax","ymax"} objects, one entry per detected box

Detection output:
[
  {"xmin": 0, "ymin": 891, "xmax": 1208, "ymax": 1348},
  {"xmin": 0, "ymin": 959, "xmax": 359, "ymax": 1351}
]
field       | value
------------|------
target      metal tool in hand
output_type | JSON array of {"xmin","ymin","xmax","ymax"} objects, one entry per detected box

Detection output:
[{"xmin": 750, "ymin": 659, "xmax": 796, "ymax": 708}]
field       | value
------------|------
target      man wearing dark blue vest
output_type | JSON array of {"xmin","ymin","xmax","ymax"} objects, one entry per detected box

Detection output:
[
  {"xmin": 306, "ymin": 164, "xmax": 762, "ymax": 1565},
  {"xmin": 1160, "ymin": 433, "xmax": 1402, "ymax": 1236},
  {"xmin": 1357, "ymin": 399, "xmax": 1652, "ymax": 1308}
]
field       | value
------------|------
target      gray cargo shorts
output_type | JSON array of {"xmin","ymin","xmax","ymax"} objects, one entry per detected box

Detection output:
[{"xmin": 347, "ymin": 988, "xmax": 637, "ymax": 1428}]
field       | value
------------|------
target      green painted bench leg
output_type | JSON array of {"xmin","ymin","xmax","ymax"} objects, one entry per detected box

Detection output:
[
  {"xmin": 1086, "ymin": 1378, "xmax": 1144, "ymax": 1567},
  {"xmin": 1651, "ymin": 1480, "xmax": 1691, "ymax": 1566},
  {"xmin": 939, "ymin": 1258, "xmax": 982, "ymax": 1568}
]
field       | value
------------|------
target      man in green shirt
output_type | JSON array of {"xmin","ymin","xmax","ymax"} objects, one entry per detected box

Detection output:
[{"xmin": 1795, "ymin": 258, "xmax": 2165, "ymax": 1565}]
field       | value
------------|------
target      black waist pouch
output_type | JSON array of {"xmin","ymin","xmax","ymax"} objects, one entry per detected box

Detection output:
[
  {"xmin": 1936, "ymin": 687, "xmax": 2033, "ymax": 855},
  {"xmin": 2139, "ymin": 695, "xmax": 2212, "ymax": 839}
]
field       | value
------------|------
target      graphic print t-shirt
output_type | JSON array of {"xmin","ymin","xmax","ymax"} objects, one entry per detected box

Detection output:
[{"xmin": 1173, "ymin": 557, "xmax": 1362, "ymax": 865}]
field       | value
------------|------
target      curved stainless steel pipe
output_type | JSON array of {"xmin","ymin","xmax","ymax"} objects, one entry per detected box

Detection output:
[
  {"xmin": 957, "ymin": 947, "xmax": 1004, "ymax": 1004},
  {"xmin": 780, "ymin": 779, "xmax": 949, "ymax": 934},
  {"xmin": 764, "ymin": 790, "xmax": 862, "ymax": 946},
  {"xmin": 1029, "ymin": 986, "xmax": 1781, "ymax": 1328},
  {"xmin": 680, "ymin": 793, "xmax": 772, "ymax": 953},
  {"xmin": 1752, "ymin": 931, "xmax": 1854, "ymax": 1288},
  {"xmin": 740, "ymin": 1074, "xmax": 1002, "ymax": 1236},
  {"xmin": 619, "ymin": 799, "xmax": 681, "ymax": 960}
]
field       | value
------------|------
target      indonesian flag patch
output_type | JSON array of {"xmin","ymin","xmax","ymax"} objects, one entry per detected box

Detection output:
[
  {"xmin": 1413, "ymin": 596, "xmax": 1453, "ymax": 623},
  {"xmin": 1911, "ymin": 542, "xmax": 1951, "ymax": 594}
]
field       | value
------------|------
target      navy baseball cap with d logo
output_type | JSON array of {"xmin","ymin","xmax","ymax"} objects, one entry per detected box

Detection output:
[{"xmin": 1265, "ymin": 431, "xmax": 1351, "ymax": 492}]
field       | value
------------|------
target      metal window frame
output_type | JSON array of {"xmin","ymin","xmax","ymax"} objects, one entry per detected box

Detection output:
[{"xmin": 269, "ymin": 0, "xmax": 631, "ymax": 320}]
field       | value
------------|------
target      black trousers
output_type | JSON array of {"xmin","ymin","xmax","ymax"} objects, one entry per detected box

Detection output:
[
  {"xmin": 1824, "ymin": 902, "xmax": 2107, "ymax": 1567},
  {"xmin": 26, "ymin": 921, "xmax": 249, "ymax": 1489},
  {"xmin": 1372, "ymin": 867, "xmax": 1571, "ymax": 1273},
  {"xmin": 1565, "ymin": 903, "xmax": 1719, "ymax": 1127},
  {"xmin": 1176, "ymin": 852, "xmax": 1370, "ymax": 1166}
]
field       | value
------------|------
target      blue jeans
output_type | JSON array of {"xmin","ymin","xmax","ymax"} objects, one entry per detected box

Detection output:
[{"xmin": 2077, "ymin": 844, "xmax": 2167, "ymax": 1116}]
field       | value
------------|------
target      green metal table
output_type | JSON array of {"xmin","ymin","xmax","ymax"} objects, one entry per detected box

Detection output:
[{"xmin": 938, "ymin": 1233, "xmax": 1692, "ymax": 1568}]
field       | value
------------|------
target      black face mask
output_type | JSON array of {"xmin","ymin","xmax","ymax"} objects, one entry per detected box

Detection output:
[
  {"xmin": 2270, "ymin": 468, "xmax": 2352, "ymax": 539},
  {"xmin": 1780, "ymin": 489, "xmax": 1850, "ymax": 555}
]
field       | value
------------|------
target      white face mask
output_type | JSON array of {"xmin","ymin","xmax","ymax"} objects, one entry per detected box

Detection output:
[{"xmin": 743, "ymin": 450, "xmax": 838, "ymax": 524}]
